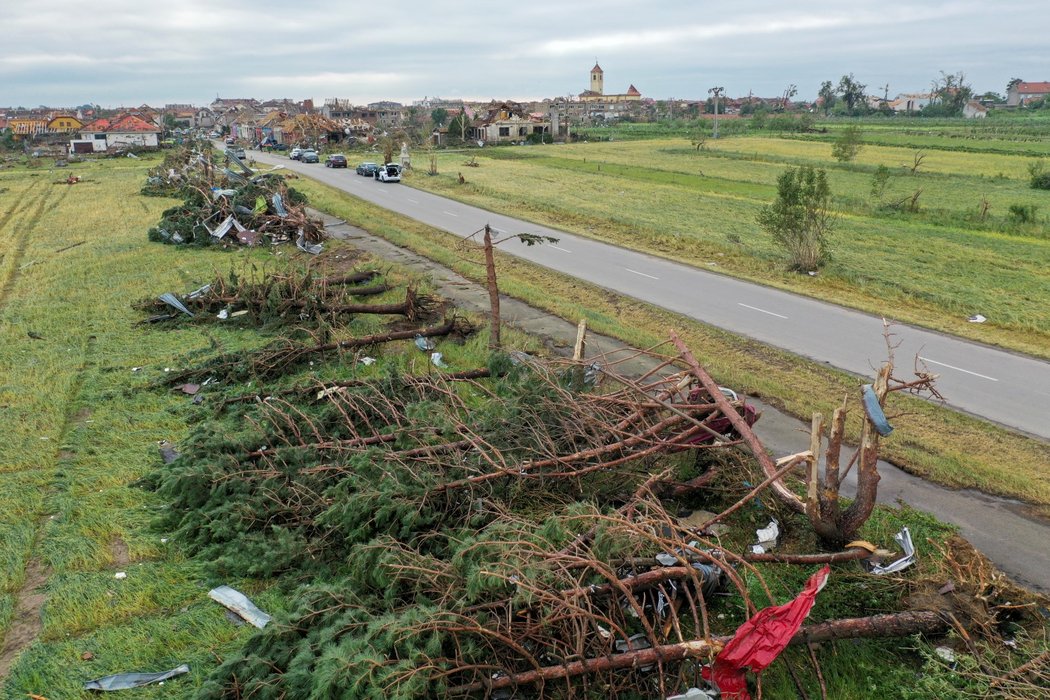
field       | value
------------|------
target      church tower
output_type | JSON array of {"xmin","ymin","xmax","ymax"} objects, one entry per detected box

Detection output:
[{"xmin": 590, "ymin": 62, "xmax": 604, "ymax": 95}]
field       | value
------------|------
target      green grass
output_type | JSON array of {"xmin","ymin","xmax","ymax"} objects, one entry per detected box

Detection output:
[{"xmin": 0, "ymin": 156, "xmax": 279, "ymax": 696}]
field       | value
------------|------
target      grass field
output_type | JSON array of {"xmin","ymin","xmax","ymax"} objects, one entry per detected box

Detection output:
[
  {"xmin": 408, "ymin": 134, "xmax": 1050, "ymax": 359},
  {"xmin": 0, "ymin": 157, "xmax": 291, "ymax": 695}
]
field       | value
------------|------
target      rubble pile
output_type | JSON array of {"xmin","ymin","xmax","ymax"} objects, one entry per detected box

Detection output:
[{"xmin": 142, "ymin": 145, "xmax": 323, "ymax": 248}]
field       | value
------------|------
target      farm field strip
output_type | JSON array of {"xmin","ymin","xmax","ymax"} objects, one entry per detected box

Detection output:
[{"xmin": 0, "ymin": 158, "xmax": 267, "ymax": 696}]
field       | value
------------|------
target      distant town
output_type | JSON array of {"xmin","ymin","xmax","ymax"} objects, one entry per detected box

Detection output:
[{"xmin": 2, "ymin": 65, "xmax": 1048, "ymax": 154}]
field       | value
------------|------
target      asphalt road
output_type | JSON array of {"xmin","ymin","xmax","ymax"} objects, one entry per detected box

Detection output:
[{"xmin": 244, "ymin": 146, "xmax": 1050, "ymax": 440}]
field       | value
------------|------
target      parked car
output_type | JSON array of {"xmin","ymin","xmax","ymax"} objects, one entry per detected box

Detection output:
[
  {"xmin": 376, "ymin": 163, "xmax": 402, "ymax": 182},
  {"xmin": 356, "ymin": 162, "xmax": 379, "ymax": 176},
  {"xmin": 225, "ymin": 147, "xmax": 246, "ymax": 160},
  {"xmin": 325, "ymin": 154, "xmax": 348, "ymax": 168},
  {"xmin": 289, "ymin": 147, "xmax": 303, "ymax": 160},
  {"xmin": 225, "ymin": 136, "xmax": 236, "ymax": 144},
  {"xmin": 300, "ymin": 149, "xmax": 320, "ymax": 164}
]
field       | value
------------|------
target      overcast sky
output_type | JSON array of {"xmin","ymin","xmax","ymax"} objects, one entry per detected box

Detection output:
[{"xmin": 1, "ymin": 1, "xmax": 1045, "ymax": 108}]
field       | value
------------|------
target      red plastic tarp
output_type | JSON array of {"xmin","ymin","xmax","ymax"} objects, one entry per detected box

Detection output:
[{"xmin": 704, "ymin": 565, "xmax": 831, "ymax": 699}]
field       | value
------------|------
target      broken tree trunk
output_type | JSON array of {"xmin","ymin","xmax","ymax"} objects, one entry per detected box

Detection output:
[
  {"xmin": 839, "ymin": 363, "xmax": 891, "ymax": 539},
  {"xmin": 483, "ymin": 224, "xmax": 501, "ymax": 350},
  {"xmin": 671, "ymin": 331, "xmax": 806, "ymax": 515},
  {"xmin": 447, "ymin": 611, "xmax": 947, "ymax": 695}
]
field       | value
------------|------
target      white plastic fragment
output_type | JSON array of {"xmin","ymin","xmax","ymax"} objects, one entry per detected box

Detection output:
[
  {"xmin": 217, "ymin": 309, "xmax": 229, "ymax": 320},
  {"xmin": 968, "ymin": 314, "xmax": 986, "ymax": 323},
  {"xmin": 114, "ymin": 572, "xmax": 127, "ymax": 580},
  {"xmin": 750, "ymin": 520, "xmax": 780, "ymax": 554},
  {"xmin": 431, "ymin": 352, "xmax": 448, "ymax": 368},
  {"xmin": 358, "ymin": 356, "xmax": 377, "ymax": 366},
  {"xmin": 208, "ymin": 585, "xmax": 272, "ymax": 628}
]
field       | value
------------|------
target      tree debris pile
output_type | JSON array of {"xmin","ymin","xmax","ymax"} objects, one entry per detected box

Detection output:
[
  {"xmin": 141, "ymin": 144, "xmax": 321, "ymax": 247},
  {"xmin": 136, "ymin": 266, "xmax": 433, "ymax": 330}
]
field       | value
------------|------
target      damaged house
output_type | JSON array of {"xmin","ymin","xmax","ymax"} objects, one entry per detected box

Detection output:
[
  {"xmin": 70, "ymin": 113, "xmax": 162, "ymax": 153},
  {"xmin": 469, "ymin": 101, "xmax": 550, "ymax": 144}
]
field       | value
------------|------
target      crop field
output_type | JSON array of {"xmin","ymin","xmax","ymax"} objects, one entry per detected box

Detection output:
[
  {"xmin": 414, "ymin": 132, "xmax": 1050, "ymax": 358},
  {"xmin": 1, "ymin": 153, "xmax": 1046, "ymax": 699}
]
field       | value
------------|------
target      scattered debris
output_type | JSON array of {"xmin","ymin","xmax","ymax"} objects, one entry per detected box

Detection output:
[
  {"xmin": 750, "ymin": 520, "xmax": 780, "ymax": 554},
  {"xmin": 208, "ymin": 585, "xmax": 272, "ymax": 628},
  {"xmin": 157, "ymin": 441, "xmax": 179, "ymax": 464},
  {"xmin": 861, "ymin": 384, "xmax": 893, "ymax": 436},
  {"xmin": 158, "ymin": 293, "xmax": 194, "ymax": 317},
  {"xmin": 83, "ymin": 663, "xmax": 189, "ymax": 691},
  {"xmin": 968, "ymin": 314, "xmax": 987, "ymax": 323},
  {"xmin": 114, "ymin": 572, "xmax": 127, "ymax": 580},
  {"xmin": 870, "ymin": 527, "xmax": 917, "ymax": 575}
]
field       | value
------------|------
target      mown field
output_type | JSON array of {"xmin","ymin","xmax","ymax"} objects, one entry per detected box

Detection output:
[
  {"xmin": 1, "ymin": 152, "xmax": 1046, "ymax": 698},
  {"xmin": 412, "ymin": 132, "xmax": 1050, "ymax": 360}
]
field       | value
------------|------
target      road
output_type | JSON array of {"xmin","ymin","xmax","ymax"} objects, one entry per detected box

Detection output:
[{"xmin": 244, "ymin": 146, "xmax": 1050, "ymax": 440}]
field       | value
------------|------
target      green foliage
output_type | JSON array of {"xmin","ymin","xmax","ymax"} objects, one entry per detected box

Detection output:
[
  {"xmin": 831, "ymin": 125, "xmax": 865, "ymax": 162},
  {"xmin": 1008, "ymin": 203, "xmax": 1039, "ymax": 224},
  {"xmin": 1028, "ymin": 160, "xmax": 1050, "ymax": 189},
  {"xmin": 838, "ymin": 73, "xmax": 867, "ymax": 115},
  {"xmin": 757, "ymin": 165, "xmax": 834, "ymax": 271},
  {"xmin": 870, "ymin": 164, "xmax": 892, "ymax": 200}
]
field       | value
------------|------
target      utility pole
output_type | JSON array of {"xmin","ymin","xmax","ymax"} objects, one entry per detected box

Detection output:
[{"xmin": 708, "ymin": 86, "xmax": 724, "ymax": 139}]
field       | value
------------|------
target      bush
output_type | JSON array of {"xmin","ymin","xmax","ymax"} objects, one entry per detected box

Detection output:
[
  {"xmin": 1007, "ymin": 203, "xmax": 1038, "ymax": 224},
  {"xmin": 832, "ymin": 126, "xmax": 864, "ymax": 162},
  {"xmin": 757, "ymin": 165, "xmax": 834, "ymax": 271}
]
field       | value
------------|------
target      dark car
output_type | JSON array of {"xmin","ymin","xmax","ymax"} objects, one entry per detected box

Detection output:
[
  {"xmin": 300, "ymin": 149, "xmax": 319, "ymax": 164},
  {"xmin": 325, "ymin": 154, "xmax": 348, "ymax": 168},
  {"xmin": 356, "ymin": 162, "xmax": 379, "ymax": 176}
]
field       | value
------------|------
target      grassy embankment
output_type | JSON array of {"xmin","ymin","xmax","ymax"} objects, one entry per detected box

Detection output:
[{"xmin": 293, "ymin": 175, "xmax": 1050, "ymax": 513}]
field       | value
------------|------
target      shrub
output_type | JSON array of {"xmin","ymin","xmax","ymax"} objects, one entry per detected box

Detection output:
[
  {"xmin": 1007, "ymin": 203, "xmax": 1038, "ymax": 224},
  {"xmin": 757, "ymin": 165, "xmax": 834, "ymax": 271},
  {"xmin": 832, "ymin": 126, "xmax": 864, "ymax": 162}
]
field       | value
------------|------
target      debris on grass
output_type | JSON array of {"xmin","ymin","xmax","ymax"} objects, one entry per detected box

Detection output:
[
  {"xmin": 208, "ymin": 586, "xmax": 272, "ymax": 629},
  {"xmin": 83, "ymin": 664, "xmax": 189, "ymax": 691}
]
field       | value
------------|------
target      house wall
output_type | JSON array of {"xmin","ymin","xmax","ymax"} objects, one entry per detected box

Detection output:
[{"xmin": 107, "ymin": 132, "xmax": 159, "ymax": 148}]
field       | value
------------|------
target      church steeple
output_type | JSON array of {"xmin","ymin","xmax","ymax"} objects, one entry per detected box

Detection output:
[{"xmin": 590, "ymin": 61, "xmax": 604, "ymax": 95}]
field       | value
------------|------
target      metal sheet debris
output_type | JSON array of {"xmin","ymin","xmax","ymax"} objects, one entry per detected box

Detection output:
[
  {"xmin": 870, "ymin": 527, "xmax": 916, "ymax": 575},
  {"xmin": 158, "ymin": 293, "xmax": 194, "ymax": 317},
  {"xmin": 296, "ymin": 231, "xmax": 323, "ymax": 255},
  {"xmin": 83, "ymin": 664, "xmax": 189, "ymax": 691},
  {"xmin": 208, "ymin": 585, "xmax": 272, "ymax": 628}
]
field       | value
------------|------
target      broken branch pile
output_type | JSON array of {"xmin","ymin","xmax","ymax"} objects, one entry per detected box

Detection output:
[
  {"xmin": 148, "ymin": 321, "xmax": 977, "ymax": 698},
  {"xmin": 142, "ymin": 144, "xmax": 323, "ymax": 247},
  {"xmin": 137, "ymin": 266, "xmax": 427, "ymax": 329}
]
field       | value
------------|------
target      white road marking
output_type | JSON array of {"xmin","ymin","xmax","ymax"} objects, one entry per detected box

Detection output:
[
  {"xmin": 624, "ymin": 268, "xmax": 659, "ymax": 280},
  {"xmin": 918, "ymin": 356, "xmax": 998, "ymax": 381},
  {"xmin": 443, "ymin": 211, "xmax": 458, "ymax": 217},
  {"xmin": 738, "ymin": 303, "xmax": 788, "ymax": 319},
  {"xmin": 550, "ymin": 245, "xmax": 572, "ymax": 253},
  {"xmin": 406, "ymin": 198, "xmax": 419, "ymax": 203}
]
